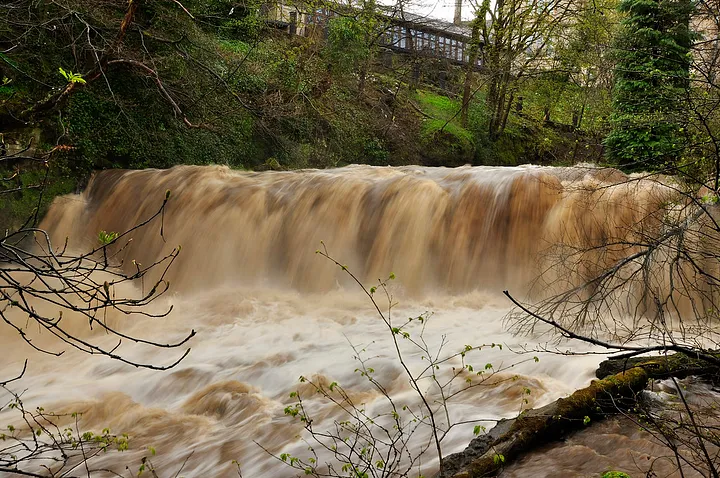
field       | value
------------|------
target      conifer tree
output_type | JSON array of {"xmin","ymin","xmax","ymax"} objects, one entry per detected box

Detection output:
[{"xmin": 605, "ymin": 0, "xmax": 694, "ymax": 170}]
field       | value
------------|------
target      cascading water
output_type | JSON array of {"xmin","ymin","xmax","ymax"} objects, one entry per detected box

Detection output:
[
  {"xmin": 39, "ymin": 164, "xmax": 672, "ymax": 296},
  {"xmin": 0, "ymin": 164, "xmax": 682, "ymax": 477}
]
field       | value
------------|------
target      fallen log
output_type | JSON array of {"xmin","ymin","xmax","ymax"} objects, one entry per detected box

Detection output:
[
  {"xmin": 438, "ymin": 352, "xmax": 720, "ymax": 478},
  {"xmin": 595, "ymin": 352, "xmax": 720, "ymax": 383},
  {"xmin": 438, "ymin": 367, "xmax": 649, "ymax": 477}
]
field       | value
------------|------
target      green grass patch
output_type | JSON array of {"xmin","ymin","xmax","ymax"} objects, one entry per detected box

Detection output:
[
  {"xmin": 415, "ymin": 90, "xmax": 460, "ymax": 120},
  {"xmin": 218, "ymin": 39, "xmax": 251, "ymax": 55},
  {"xmin": 413, "ymin": 90, "xmax": 476, "ymax": 165}
]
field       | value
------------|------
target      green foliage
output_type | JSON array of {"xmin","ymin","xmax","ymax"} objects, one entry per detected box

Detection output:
[
  {"xmin": 187, "ymin": 0, "xmax": 264, "ymax": 39},
  {"xmin": 326, "ymin": 17, "xmax": 371, "ymax": 74},
  {"xmin": 0, "ymin": 0, "xmax": 608, "ymax": 219},
  {"xmin": 552, "ymin": 0, "xmax": 618, "ymax": 130},
  {"xmin": 411, "ymin": 87, "xmax": 594, "ymax": 167},
  {"xmin": 226, "ymin": 11, "xmax": 265, "ymax": 40},
  {"xmin": 0, "ymin": 76, "xmax": 15, "ymax": 97},
  {"xmin": 58, "ymin": 67, "xmax": 86, "ymax": 84},
  {"xmin": 362, "ymin": 138, "xmax": 390, "ymax": 165},
  {"xmin": 0, "ymin": 166, "xmax": 75, "ymax": 233},
  {"xmin": 522, "ymin": 75, "xmax": 573, "ymax": 123},
  {"xmin": 97, "ymin": 230, "xmax": 119, "ymax": 246},
  {"xmin": 602, "ymin": 472, "xmax": 631, "ymax": 478},
  {"xmin": 65, "ymin": 89, "xmax": 256, "ymax": 171},
  {"xmin": 2, "ymin": 0, "xmax": 263, "ymax": 175},
  {"xmin": 605, "ymin": 0, "xmax": 694, "ymax": 170},
  {"xmin": 218, "ymin": 39, "xmax": 252, "ymax": 55}
]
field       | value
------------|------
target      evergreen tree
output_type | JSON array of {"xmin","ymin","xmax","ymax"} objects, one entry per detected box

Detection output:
[{"xmin": 605, "ymin": 0, "xmax": 694, "ymax": 170}]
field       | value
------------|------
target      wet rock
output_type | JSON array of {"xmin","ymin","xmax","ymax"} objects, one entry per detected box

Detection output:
[{"xmin": 437, "ymin": 367, "xmax": 649, "ymax": 478}]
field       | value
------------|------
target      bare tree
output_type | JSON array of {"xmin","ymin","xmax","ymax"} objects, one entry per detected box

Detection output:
[
  {"xmin": 0, "ymin": 155, "xmax": 193, "ymax": 476},
  {"xmin": 270, "ymin": 245, "xmax": 536, "ymax": 478},
  {"xmin": 501, "ymin": 30, "xmax": 720, "ymax": 472},
  {"xmin": 474, "ymin": 0, "xmax": 582, "ymax": 138}
]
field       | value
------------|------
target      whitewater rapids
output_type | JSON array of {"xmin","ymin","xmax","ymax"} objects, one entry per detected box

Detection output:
[{"xmin": 0, "ymin": 164, "xmax": 678, "ymax": 476}]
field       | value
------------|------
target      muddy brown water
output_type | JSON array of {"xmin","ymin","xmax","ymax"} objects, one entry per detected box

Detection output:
[{"xmin": 1, "ymin": 165, "xmax": 706, "ymax": 477}]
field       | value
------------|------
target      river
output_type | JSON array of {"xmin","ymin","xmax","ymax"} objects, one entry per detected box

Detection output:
[{"xmin": 0, "ymin": 164, "xmax": 675, "ymax": 477}]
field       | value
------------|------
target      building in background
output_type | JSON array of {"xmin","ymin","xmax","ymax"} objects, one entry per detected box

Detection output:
[{"xmin": 262, "ymin": 1, "xmax": 482, "ymax": 67}]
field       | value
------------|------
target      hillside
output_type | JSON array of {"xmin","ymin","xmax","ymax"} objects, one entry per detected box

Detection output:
[{"xmin": 0, "ymin": 0, "xmax": 606, "ymax": 229}]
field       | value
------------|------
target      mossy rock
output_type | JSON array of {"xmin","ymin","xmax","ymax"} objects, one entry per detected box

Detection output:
[
  {"xmin": 596, "ymin": 352, "xmax": 720, "ymax": 384},
  {"xmin": 438, "ymin": 367, "xmax": 649, "ymax": 478},
  {"xmin": 420, "ymin": 119, "xmax": 475, "ymax": 167}
]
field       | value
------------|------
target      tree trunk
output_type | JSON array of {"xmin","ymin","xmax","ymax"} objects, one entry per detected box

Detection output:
[
  {"xmin": 438, "ymin": 352, "xmax": 720, "ymax": 478},
  {"xmin": 498, "ymin": 90, "xmax": 514, "ymax": 136},
  {"xmin": 461, "ymin": 19, "xmax": 481, "ymax": 128},
  {"xmin": 437, "ymin": 367, "xmax": 649, "ymax": 477},
  {"xmin": 489, "ymin": 71, "xmax": 511, "ymax": 138}
]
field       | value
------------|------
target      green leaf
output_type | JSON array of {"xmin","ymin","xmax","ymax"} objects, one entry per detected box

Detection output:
[
  {"xmin": 58, "ymin": 67, "xmax": 86, "ymax": 84},
  {"xmin": 98, "ymin": 230, "xmax": 119, "ymax": 245},
  {"xmin": 0, "ymin": 52, "xmax": 18, "ymax": 68}
]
